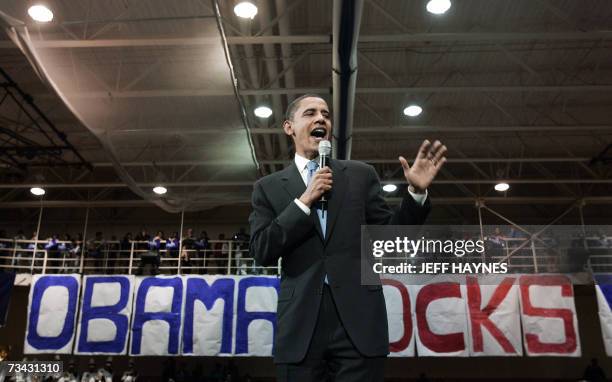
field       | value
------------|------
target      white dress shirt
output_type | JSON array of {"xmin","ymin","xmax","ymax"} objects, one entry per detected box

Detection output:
[{"xmin": 292, "ymin": 153, "xmax": 427, "ymax": 215}]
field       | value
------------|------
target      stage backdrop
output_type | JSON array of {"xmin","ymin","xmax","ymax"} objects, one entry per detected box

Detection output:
[{"xmin": 23, "ymin": 274, "xmax": 612, "ymax": 357}]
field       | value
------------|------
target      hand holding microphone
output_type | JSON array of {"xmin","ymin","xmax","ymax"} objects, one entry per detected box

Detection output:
[
  {"xmin": 298, "ymin": 140, "xmax": 333, "ymax": 208},
  {"xmin": 298, "ymin": 167, "xmax": 332, "ymax": 208}
]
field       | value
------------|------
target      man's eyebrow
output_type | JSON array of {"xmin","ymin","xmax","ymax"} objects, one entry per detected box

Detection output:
[{"xmin": 302, "ymin": 108, "xmax": 330, "ymax": 114}]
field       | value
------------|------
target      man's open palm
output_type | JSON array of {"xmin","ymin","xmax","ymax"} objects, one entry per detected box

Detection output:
[{"xmin": 399, "ymin": 140, "xmax": 447, "ymax": 192}]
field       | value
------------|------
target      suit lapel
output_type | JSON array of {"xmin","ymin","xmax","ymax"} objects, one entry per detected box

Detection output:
[
  {"xmin": 281, "ymin": 162, "xmax": 325, "ymax": 240},
  {"xmin": 324, "ymin": 159, "xmax": 347, "ymax": 244},
  {"xmin": 281, "ymin": 163, "xmax": 306, "ymax": 200}
]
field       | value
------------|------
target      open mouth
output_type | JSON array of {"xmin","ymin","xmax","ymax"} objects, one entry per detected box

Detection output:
[{"xmin": 310, "ymin": 127, "xmax": 327, "ymax": 139}]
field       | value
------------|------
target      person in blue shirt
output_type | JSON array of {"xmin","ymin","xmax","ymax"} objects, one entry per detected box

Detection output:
[
  {"xmin": 149, "ymin": 231, "xmax": 164, "ymax": 251},
  {"xmin": 142, "ymin": 231, "xmax": 163, "ymax": 275},
  {"xmin": 166, "ymin": 232, "xmax": 180, "ymax": 273},
  {"xmin": 166, "ymin": 232, "xmax": 180, "ymax": 257},
  {"xmin": 44, "ymin": 234, "xmax": 60, "ymax": 273}
]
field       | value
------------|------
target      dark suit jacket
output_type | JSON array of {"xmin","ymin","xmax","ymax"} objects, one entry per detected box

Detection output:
[{"xmin": 249, "ymin": 159, "xmax": 430, "ymax": 363}]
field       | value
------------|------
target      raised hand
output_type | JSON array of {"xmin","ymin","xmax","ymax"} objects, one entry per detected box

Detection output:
[{"xmin": 398, "ymin": 140, "xmax": 447, "ymax": 193}]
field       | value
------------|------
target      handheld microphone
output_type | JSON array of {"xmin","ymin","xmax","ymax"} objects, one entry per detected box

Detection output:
[{"xmin": 318, "ymin": 140, "xmax": 331, "ymax": 213}]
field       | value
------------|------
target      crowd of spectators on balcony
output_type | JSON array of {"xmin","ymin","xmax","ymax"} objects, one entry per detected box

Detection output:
[
  {"xmin": 0, "ymin": 227, "xmax": 254, "ymax": 275},
  {"xmin": 2, "ymin": 226, "xmax": 611, "ymax": 275}
]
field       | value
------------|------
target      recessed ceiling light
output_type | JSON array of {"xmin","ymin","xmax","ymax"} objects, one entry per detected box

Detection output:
[
  {"xmin": 28, "ymin": 5, "xmax": 54, "ymax": 22},
  {"xmin": 403, "ymin": 105, "xmax": 423, "ymax": 117},
  {"xmin": 254, "ymin": 106, "xmax": 273, "ymax": 118},
  {"xmin": 153, "ymin": 186, "xmax": 168, "ymax": 195},
  {"xmin": 426, "ymin": 0, "xmax": 451, "ymax": 15},
  {"xmin": 234, "ymin": 2, "xmax": 258, "ymax": 19},
  {"xmin": 30, "ymin": 187, "xmax": 46, "ymax": 196},
  {"xmin": 382, "ymin": 184, "xmax": 398, "ymax": 192},
  {"xmin": 494, "ymin": 182, "xmax": 510, "ymax": 192}
]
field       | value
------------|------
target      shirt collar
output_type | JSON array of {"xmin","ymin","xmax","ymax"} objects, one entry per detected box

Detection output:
[{"xmin": 294, "ymin": 153, "xmax": 318, "ymax": 171}]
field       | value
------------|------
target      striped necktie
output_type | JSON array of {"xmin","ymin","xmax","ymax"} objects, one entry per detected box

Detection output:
[{"xmin": 306, "ymin": 160, "xmax": 329, "ymax": 284}]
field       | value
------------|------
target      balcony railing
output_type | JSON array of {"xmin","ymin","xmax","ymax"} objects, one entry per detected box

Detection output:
[
  {"xmin": 0, "ymin": 236, "xmax": 611, "ymax": 275},
  {"xmin": 0, "ymin": 239, "xmax": 280, "ymax": 275}
]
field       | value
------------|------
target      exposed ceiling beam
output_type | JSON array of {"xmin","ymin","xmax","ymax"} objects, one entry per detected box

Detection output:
[
  {"xmin": 0, "ymin": 156, "xmax": 592, "ymax": 169},
  {"xmin": 31, "ymin": 85, "xmax": 612, "ymax": 99},
  {"xmin": 323, "ymin": 32, "xmax": 612, "ymax": 43},
  {"xmin": 0, "ymin": 36, "xmax": 329, "ymax": 48},
  {"xmin": 31, "ymin": 88, "xmax": 324, "ymax": 98},
  {"xmin": 321, "ymin": 125, "xmax": 612, "ymax": 133},
  {"xmin": 0, "ymin": 200, "xmax": 161, "ymax": 208},
  {"xmin": 30, "ymin": 124, "xmax": 612, "ymax": 139},
  {"xmin": 2, "ymin": 196, "xmax": 612, "ymax": 208},
  {"xmin": 105, "ymin": 124, "xmax": 612, "ymax": 136},
  {"xmin": 2, "ymin": 32, "xmax": 612, "ymax": 48},
  {"xmin": 349, "ymin": 124, "xmax": 612, "ymax": 133},
  {"xmin": 354, "ymin": 85, "xmax": 612, "ymax": 94},
  {"xmin": 385, "ymin": 179, "xmax": 612, "ymax": 185},
  {"xmin": 86, "ymin": 157, "xmax": 591, "ymax": 167},
  {"xmin": 3, "ymin": 178, "xmax": 611, "ymax": 189}
]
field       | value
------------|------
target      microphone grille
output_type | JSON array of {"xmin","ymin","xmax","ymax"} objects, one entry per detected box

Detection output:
[{"xmin": 318, "ymin": 140, "xmax": 331, "ymax": 155}]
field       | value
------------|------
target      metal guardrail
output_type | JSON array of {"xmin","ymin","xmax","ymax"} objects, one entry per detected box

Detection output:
[
  {"xmin": 0, "ymin": 239, "xmax": 281, "ymax": 275},
  {"xmin": 1, "ymin": 236, "xmax": 611, "ymax": 275}
]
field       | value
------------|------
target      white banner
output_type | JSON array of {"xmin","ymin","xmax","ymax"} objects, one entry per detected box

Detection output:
[
  {"xmin": 594, "ymin": 275, "xmax": 612, "ymax": 357},
  {"xmin": 518, "ymin": 275, "xmax": 581, "ymax": 357},
  {"xmin": 23, "ymin": 274, "xmax": 591, "ymax": 357},
  {"xmin": 75, "ymin": 275, "xmax": 135, "ymax": 355},
  {"xmin": 129, "ymin": 276, "xmax": 185, "ymax": 356},
  {"xmin": 465, "ymin": 276, "xmax": 522, "ymax": 356},
  {"xmin": 383, "ymin": 279, "xmax": 415, "ymax": 357},
  {"xmin": 24, "ymin": 274, "xmax": 81, "ymax": 354},
  {"xmin": 410, "ymin": 281, "xmax": 470, "ymax": 357}
]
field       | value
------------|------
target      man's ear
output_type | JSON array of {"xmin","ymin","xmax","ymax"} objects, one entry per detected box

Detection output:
[{"xmin": 283, "ymin": 120, "xmax": 295, "ymax": 137}]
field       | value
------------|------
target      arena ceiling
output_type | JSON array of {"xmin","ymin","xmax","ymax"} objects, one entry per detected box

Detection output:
[{"xmin": 0, "ymin": 0, "xmax": 611, "ymax": 224}]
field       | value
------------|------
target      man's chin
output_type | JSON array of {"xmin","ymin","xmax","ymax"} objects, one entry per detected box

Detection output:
[{"xmin": 309, "ymin": 136, "xmax": 329, "ymax": 148}]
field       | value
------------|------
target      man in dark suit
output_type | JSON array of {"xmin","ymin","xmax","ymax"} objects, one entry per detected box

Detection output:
[{"xmin": 249, "ymin": 94, "xmax": 447, "ymax": 381}]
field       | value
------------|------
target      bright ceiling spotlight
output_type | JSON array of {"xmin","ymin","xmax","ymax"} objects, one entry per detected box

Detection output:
[
  {"xmin": 254, "ymin": 106, "xmax": 273, "ymax": 118},
  {"xmin": 494, "ymin": 182, "xmax": 510, "ymax": 192},
  {"xmin": 234, "ymin": 2, "xmax": 258, "ymax": 19},
  {"xmin": 28, "ymin": 5, "xmax": 54, "ymax": 22},
  {"xmin": 403, "ymin": 105, "xmax": 423, "ymax": 117},
  {"xmin": 153, "ymin": 186, "xmax": 168, "ymax": 195},
  {"xmin": 426, "ymin": 0, "xmax": 452, "ymax": 15},
  {"xmin": 382, "ymin": 184, "xmax": 398, "ymax": 192},
  {"xmin": 30, "ymin": 187, "xmax": 46, "ymax": 196}
]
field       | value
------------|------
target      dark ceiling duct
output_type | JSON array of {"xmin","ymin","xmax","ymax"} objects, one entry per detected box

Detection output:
[{"xmin": 332, "ymin": 0, "xmax": 364, "ymax": 160}]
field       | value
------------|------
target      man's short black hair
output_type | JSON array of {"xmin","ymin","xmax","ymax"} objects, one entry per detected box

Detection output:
[{"xmin": 284, "ymin": 94, "xmax": 326, "ymax": 121}]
